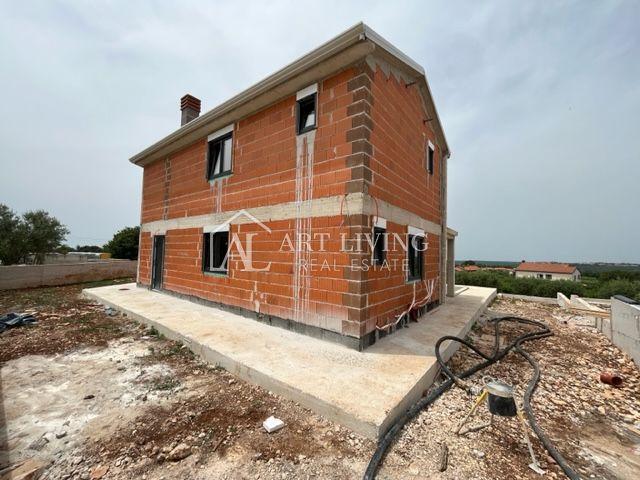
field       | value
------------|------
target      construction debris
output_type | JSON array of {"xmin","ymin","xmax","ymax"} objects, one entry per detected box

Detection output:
[
  {"xmin": 0, "ymin": 282, "xmax": 136, "ymax": 362},
  {"xmin": 0, "ymin": 312, "xmax": 37, "ymax": 333},
  {"xmin": 437, "ymin": 442, "xmax": 448, "ymax": 472},
  {"xmin": 0, "ymin": 458, "xmax": 49, "ymax": 480},
  {"xmin": 2, "ymin": 284, "xmax": 639, "ymax": 479},
  {"xmin": 600, "ymin": 371, "xmax": 624, "ymax": 387},
  {"xmin": 166, "ymin": 443, "xmax": 192, "ymax": 461},
  {"xmin": 89, "ymin": 465, "xmax": 109, "ymax": 480},
  {"xmin": 263, "ymin": 415, "xmax": 285, "ymax": 433},
  {"xmin": 26, "ymin": 435, "xmax": 49, "ymax": 451}
]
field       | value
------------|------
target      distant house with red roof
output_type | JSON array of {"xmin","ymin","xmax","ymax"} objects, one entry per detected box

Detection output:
[{"xmin": 514, "ymin": 261, "xmax": 581, "ymax": 281}]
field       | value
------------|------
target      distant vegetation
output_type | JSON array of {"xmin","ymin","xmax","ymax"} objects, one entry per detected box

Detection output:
[
  {"xmin": 74, "ymin": 245, "xmax": 103, "ymax": 253},
  {"xmin": 456, "ymin": 269, "xmax": 640, "ymax": 301},
  {"xmin": 456, "ymin": 260, "xmax": 519, "ymax": 268},
  {"xmin": 0, "ymin": 203, "xmax": 69, "ymax": 265},
  {"xmin": 456, "ymin": 260, "xmax": 640, "ymax": 274},
  {"xmin": 103, "ymin": 226, "xmax": 140, "ymax": 260},
  {"xmin": 1, "ymin": 202, "xmax": 140, "ymax": 264},
  {"xmin": 575, "ymin": 263, "xmax": 640, "ymax": 276}
]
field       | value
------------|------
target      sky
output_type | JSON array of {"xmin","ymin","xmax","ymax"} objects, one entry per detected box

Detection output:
[{"xmin": 1, "ymin": 1, "xmax": 638, "ymax": 263}]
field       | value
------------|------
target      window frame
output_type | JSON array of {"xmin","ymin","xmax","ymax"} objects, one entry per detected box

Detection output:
[
  {"xmin": 207, "ymin": 131, "xmax": 233, "ymax": 181},
  {"xmin": 407, "ymin": 234, "xmax": 424, "ymax": 282},
  {"xmin": 372, "ymin": 226, "xmax": 386, "ymax": 265},
  {"xmin": 296, "ymin": 93, "xmax": 317, "ymax": 135},
  {"xmin": 202, "ymin": 231, "xmax": 229, "ymax": 275},
  {"xmin": 426, "ymin": 141, "xmax": 435, "ymax": 175}
]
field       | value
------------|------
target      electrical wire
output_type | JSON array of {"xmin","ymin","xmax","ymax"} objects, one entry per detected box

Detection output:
[{"xmin": 363, "ymin": 315, "xmax": 581, "ymax": 480}]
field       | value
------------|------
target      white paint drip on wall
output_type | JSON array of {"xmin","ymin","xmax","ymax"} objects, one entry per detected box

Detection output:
[
  {"xmin": 293, "ymin": 129, "xmax": 316, "ymax": 325},
  {"xmin": 216, "ymin": 178, "xmax": 224, "ymax": 213},
  {"xmin": 209, "ymin": 175, "xmax": 225, "ymax": 214}
]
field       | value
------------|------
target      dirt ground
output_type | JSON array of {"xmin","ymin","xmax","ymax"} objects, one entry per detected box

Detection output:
[{"xmin": 1, "ymin": 283, "xmax": 639, "ymax": 480}]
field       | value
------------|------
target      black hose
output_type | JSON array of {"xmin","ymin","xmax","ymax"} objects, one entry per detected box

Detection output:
[
  {"xmin": 517, "ymin": 346, "xmax": 580, "ymax": 479},
  {"xmin": 363, "ymin": 315, "xmax": 580, "ymax": 480}
]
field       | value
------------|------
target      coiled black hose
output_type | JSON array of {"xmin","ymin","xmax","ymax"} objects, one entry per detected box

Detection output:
[{"xmin": 363, "ymin": 315, "xmax": 581, "ymax": 480}]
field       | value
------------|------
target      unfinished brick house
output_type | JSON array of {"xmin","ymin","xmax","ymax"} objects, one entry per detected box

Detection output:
[{"xmin": 131, "ymin": 23, "xmax": 457, "ymax": 350}]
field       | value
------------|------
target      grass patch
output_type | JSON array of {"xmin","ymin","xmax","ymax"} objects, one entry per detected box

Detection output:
[
  {"xmin": 151, "ymin": 375, "xmax": 180, "ymax": 391},
  {"xmin": 145, "ymin": 326, "xmax": 165, "ymax": 339},
  {"xmin": 163, "ymin": 343, "xmax": 194, "ymax": 358},
  {"xmin": 81, "ymin": 277, "xmax": 134, "ymax": 289}
]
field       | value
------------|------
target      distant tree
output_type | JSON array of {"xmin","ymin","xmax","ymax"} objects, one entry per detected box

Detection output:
[
  {"xmin": 598, "ymin": 270, "xmax": 640, "ymax": 282},
  {"xmin": 455, "ymin": 270, "xmax": 640, "ymax": 301},
  {"xmin": 104, "ymin": 226, "xmax": 140, "ymax": 260},
  {"xmin": 462, "ymin": 260, "xmax": 476, "ymax": 266},
  {"xmin": 0, "ymin": 204, "xmax": 28, "ymax": 265},
  {"xmin": 75, "ymin": 244, "xmax": 103, "ymax": 253},
  {"xmin": 0, "ymin": 205, "xmax": 68, "ymax": 265},
  {"xmin": 55, "ymin": 244, "xmax": 74, "ymax": 255},
  {"xmin": 596, "ymin": 279, "xmax": 640, "ymax": 300},
  {"xmin": 22, "ymin": 210, "xmax": 70, "ymax": 264}
]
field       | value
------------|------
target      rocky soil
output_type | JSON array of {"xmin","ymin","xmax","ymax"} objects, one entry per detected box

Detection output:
[
  {"xmin": 1, "ymin": 285, "xmax": 639, "ymax": 479},
  {"xmin": 374, "ymin": 298, "xmax": 640, "ymax": 479}
]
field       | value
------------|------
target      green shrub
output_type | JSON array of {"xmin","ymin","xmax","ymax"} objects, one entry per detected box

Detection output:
[
  {"xmin": 104, "ymin": 226, "xmax": 140, "ymax": 260},
  {"xmin": 456, "ymin": 270, "xmax": 640, "ymax": 300},
  {"xmin": 597, "ymin": 270, "xmax": 640, "ymax": 282},
  {"xmin": 595, "ymin": 279, "xmax": 640, "ymax": 300}
]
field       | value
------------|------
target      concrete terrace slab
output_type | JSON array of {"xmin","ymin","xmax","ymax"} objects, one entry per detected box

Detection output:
[{"xmin": 83, "ymin": 284, "xmax": 496, "ymax": 439}]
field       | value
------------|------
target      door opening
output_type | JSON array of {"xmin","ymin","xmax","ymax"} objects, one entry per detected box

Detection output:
[{"xmin": 151, "ymin": 235, "xmax": 165, "ymax": 290}]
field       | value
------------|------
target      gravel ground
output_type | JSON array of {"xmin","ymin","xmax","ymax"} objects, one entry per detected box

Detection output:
[
  {"xmin": 376, "ymin": 297, "xmax": 640, "ymax": 479},
  {"xmin": 1, "ymin": 285, "xmax": 639, "ymax": 479}
]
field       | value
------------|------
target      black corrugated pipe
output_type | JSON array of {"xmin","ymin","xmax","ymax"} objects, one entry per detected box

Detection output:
[{"xmin": 363, "ymin": 316, "xmax": 581, "ymax": 480}]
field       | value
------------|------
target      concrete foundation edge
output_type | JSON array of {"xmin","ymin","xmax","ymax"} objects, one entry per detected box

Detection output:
[
  {"xmin": 136, "ymin": 283, "xmax": 373, "ymax": 351},
  {"xmin": 82, "ymin": 287, "xmax": 496, "ymax": 440},
  {"xmin": 82, "ymin": 288, "xmax": 379, "ymax": 438},
  {"xmin": 377, "ymin": 288, "xmax": 497, "ymax": 437}
]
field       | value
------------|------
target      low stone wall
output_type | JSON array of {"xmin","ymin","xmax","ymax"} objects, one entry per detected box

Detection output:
[{"xmin": 0, "ymin": 261, "xmax": 137, "ymax": 290}]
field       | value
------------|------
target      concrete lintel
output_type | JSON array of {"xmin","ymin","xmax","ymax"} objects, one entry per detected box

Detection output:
[
  {"xmin": 362, "ymin": 195, "xmax": 441, "ymax": 237},
  {"xmin": 141, "ymin": 193, "xmax": 365, "ymax": 234},
  {"xmin": 141, "ymin": 193, "xmax": 445, "ymax": 241}
]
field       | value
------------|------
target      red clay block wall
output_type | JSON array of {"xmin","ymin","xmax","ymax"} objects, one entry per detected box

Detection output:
[
  {"xmin": 136, "ymin": 62, "xmax": 444, "ymax": 343},
  {"xmin": 369, "ymin": 65, "xmax": 442, "ymax": 223},
  {"xmin": 137, "ymin": 69, "xmax": 366, "ymax": 337},
  {"xmin": 363, "ymin": 61, "xmax": 443, "ymax": 334},
  {"xmin": 140, "ymin": 69, "xmax": 359, "ymax": 225},
  {"xmin": 154, "ymin": 216, "xmax": 354, "ymax": 333},
  {"xmin": 138, "ymin": 231, "xmax": 152, "ymax": 285}
]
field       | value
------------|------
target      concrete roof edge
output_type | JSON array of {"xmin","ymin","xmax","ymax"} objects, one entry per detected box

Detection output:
[
  {"xmin": 361, "ymin": 26, "xmax": 450, "ymax": 158},
  {"xmin": 129, "ymin": 22, "xmax": 451, "ymax": 166},
  {"xmin": 361, "ymin": 25, "xmax": 425, "ymax": 75}
]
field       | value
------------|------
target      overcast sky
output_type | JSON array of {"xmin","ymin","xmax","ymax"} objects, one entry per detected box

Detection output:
[{"xmin": 1, "ymin": 1, "xmax": 638, "ymax": 263}]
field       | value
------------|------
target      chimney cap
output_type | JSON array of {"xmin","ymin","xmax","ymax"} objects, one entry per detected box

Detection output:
[
  {"xmin": 180, "ymin": 94, "xmax": 201, "ymax": 110},
  {"xmin": 180, "ymin": 94, "xmax": 201, "ymax": 126}
]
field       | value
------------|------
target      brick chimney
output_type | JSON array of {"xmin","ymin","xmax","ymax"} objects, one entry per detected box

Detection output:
[{"xmin": 180, "ymin": 94, "xmax": 201, "ymax": 126}]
